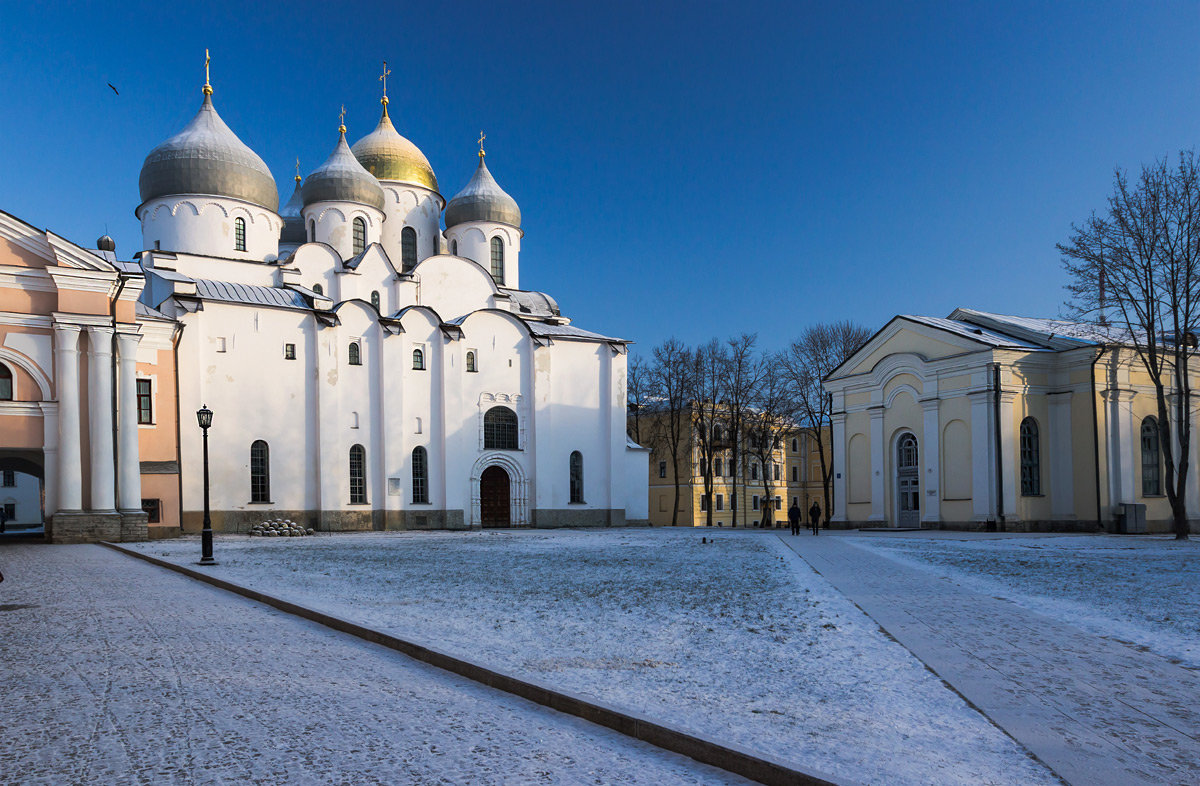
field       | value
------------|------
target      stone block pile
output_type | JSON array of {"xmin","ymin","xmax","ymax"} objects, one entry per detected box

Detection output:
[{"xmin": 249, "ymin": 519, "xmax": 315, "ymax": 537}]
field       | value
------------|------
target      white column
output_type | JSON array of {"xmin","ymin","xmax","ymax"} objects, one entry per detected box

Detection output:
[
  {"xmin": 921, "ymin": 397, "xmax": 940, "ymax": 524},
  {"xmin": 998, "ymin": 391, "xmax": 1017, "ymax": 523},
  {"xmin": 831, "ymin": 413, "xmax": 847, "ymax": 522},
  {"xmin": 52, "ymin": 323, "xmax": 83, "ymax": 512},
  {"xmin": 116, "ymin": 330, "xmax": 143, "ymax": 512},
  {"xmin": 969, "ymin": 390, "xmax": 995, "ymax": 522},
  {"xmin": 87, "ymin": 325, "xmax": 117, "ymax": 512},
  {"xmin": 868, "ymin": 406, "xmax": 885, "ymax": 522},
  {"xmin": 1104, "ymin": 388, "xmax": 1135, "ymax": 508},
  {"xmin": 39, "ymin": 402, "xmax": 59, "ymax": 516},
  {"xmin": 1048, "ymin": 391, "xmax": 1075, "ymax": 519}
]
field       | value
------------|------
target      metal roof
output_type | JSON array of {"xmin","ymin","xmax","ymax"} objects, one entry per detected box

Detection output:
[
  {"xmin": 901, "ymin": 315, "xmax": 1047, "ymax": 350},
  {"xmin": 525, "ymin": 321, "xmax": 625, "ymax": 343},
  {"xmin": 501, "ymin": 288, "xmax": 560, "ymax": 317},
  {"xmin": 445, "ymin": 157, "xmax": 520, "ymax": 228},
  {"xmin": 193, "ymin": 278, "xmax": 310, "ymax": 310}
]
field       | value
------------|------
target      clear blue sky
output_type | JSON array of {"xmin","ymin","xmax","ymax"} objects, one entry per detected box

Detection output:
[{"xmin": 1, "ymin": 1, "xmax": 1197, "ymax": 354}]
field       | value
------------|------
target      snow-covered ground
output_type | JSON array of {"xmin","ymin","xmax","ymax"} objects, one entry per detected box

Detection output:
[
  {"xmin": 844, "ymin": 532, "xmax": 1200, "ymax": 670},
  {"xmin": 132, "ymin": 529, "xmax": 1056, "ymax": 785}
]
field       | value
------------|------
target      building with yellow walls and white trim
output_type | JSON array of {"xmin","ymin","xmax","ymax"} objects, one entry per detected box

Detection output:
[{"xmin": 824, "ymin": 308, "xmax": 1200, "ymax": 533}]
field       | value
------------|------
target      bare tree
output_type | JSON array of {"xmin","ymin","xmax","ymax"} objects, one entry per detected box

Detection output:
[
  {"xmin": 1061, "ymin": 152, "xmax": 1200, "ymax": 540},
  {"xmin": 626, "ymin": 353, "xmax": 650, "ymax": 445},
  {"xmin": 723, "ymin": 334, "xmax": 763, "ymax": 528},
  {"xmin": 690, "ymin": 340, "xmax": 728, "ymax": 527},
  {"xmin": 781, "ymin": 321, "xmax": 872, "ymax": 525},
  {"xmin": 646, "ymin": 338, "xmax": 693, "ymax": 526},
  {"xmin": 745, "ymin": 356, "xmax": 796, "ymax": 527}
]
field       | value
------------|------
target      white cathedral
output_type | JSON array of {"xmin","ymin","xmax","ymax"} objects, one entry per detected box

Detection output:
[{"xmin": 125, "ymin": 72, "xmax": 648, "ymax": 533}]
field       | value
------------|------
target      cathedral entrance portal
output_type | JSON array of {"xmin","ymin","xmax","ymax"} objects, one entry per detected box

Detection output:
[
  {"xmin": 896, "ymin": 432, "xmax": 920, "ymax": 528},
  {"xmin": 480, "ymin": 466, "xmax": 511, "ymax": 528}
]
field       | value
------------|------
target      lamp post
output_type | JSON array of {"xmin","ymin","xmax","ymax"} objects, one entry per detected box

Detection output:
[{"xmin": 196, "ymin": 405, "xmax": 216, "ymax": 566}]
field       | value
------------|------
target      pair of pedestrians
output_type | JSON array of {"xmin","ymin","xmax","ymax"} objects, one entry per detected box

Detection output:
[{"xmin": 787, "ymin": 501, "xmax": 821, "ymax": 535}]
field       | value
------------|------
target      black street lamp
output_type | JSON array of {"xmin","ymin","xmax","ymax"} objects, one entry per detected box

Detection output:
[{"xmin": 196, "ymin": 405, "xmax": 216, "ymax": 566}]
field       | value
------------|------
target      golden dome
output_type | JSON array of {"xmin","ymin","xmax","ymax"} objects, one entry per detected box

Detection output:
[{"xmin": 350, "ymin": 104, "xmax": 439, "ymax": 193}]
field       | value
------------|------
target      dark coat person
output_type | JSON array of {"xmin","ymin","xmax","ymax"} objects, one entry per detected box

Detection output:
[
  {"xmin": 787, "ymin": 503, "xmax": 801, "ymax": 535},
  {"xmin": 809, "ymin": 500, "xmax": 821, "ymax": 535}
]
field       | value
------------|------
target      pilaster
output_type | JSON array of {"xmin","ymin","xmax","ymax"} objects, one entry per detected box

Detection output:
[
  {"xmin": 920, "ymin": 397, "xmax": 940, "ymax": 524},
  {"xmin": 868, "ymin": 406, "xmax": 885, "ymax": 521}
]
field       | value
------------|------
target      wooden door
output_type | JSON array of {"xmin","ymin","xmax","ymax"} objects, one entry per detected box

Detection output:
[{"xmin": 480, "ymin": 466, "xmax": 511, "ymax": 528}]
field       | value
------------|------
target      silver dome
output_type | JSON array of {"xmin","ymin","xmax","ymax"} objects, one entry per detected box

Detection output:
[
  {"xmin": 302, "ymin": 131, "xmax": 386, "ymax": 211},
  {"xmin": 279, "ymin": 176, "xmax": 306, "ymax": 245},
  {"xmin": 445, "ymin": 157, "xmax": 521, "ymax": 228},
  {"xmin": 139, "ymin": 94, "xmax": 278, "ymax": 212}
]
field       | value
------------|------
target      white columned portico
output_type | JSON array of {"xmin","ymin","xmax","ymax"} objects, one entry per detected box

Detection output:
[
  {"xmin": 968, "ymin": 389, "xmax": 995, "ymax": 522},
  {"xmin": 52, "ymin": 322, "xmax": 83, "ymax": 511},
  {"xmin": 116, "ymin": 329, "xmax": 143, "ymax": 511},
  {"xmin": 920, "ymin": 397, "xmax": 940, "ymax": 524},
  {"xmin": 831, "ymin": 412, "xmax": 847, "ymax": 522},
  {"xmin": 87, "ymin": 325, "xmax": 117, "ymax": 512},
  {"xmin": 1048, "ymin": 391, "xmax": 1075, "ymax": 519},
  {"xmin": 868, "ymin": 406, "xmax": 885, "ymax": 522}
]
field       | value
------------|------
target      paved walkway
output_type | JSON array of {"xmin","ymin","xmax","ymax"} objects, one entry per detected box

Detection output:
[
  {"xmin": 0, "ymin": 544, "xmax": 748, "ymax": 785},
  {"xmin": 776, "ymin": 532, "xmax": 1200, "ymax": 786}
]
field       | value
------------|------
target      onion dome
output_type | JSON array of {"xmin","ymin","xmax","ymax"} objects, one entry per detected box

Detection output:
[
  {"xmin": 279, "ymin": 174, "xmax": 306, "ymax": 245},
  {"xmin": 302, "ymin": 126, "xmax": 386, "ymax": 211},
  {"xmin": 139, "ymin": 93, "xmax": 278, "ymax": 212},
  {"xmin": 351, "ymin": 102, "xmax": 439, "ymax": 192},
  {"xmin": 96, "ymin": 235, "xmax": 116, "ymax": 252},
  {"xmin": 445, "ymin": 155, "xmax": 521, "ymax": 229}
]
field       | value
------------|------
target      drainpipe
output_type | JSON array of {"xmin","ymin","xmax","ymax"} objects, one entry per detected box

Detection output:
[
  {"xmin": 1090, "ymin": 345, "xmax": 1108, "ymax": 531},
  {"xmin": 993, "ymin": 363, "xmax": 1005, "ymax": 530}
]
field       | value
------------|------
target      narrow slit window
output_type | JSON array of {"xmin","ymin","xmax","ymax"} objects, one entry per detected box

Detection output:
[
  {"xmin": 490, "ymin": 237, "xmax": 504, "ymax": 284},
  {"xmin": 349, "ymin": 444, "xmax": 367, "ymax": 504},
  {"xmin": 352, "ymin": 217, "xmax": 366, "ymax": 255},
  {"xmin": 250, "ymin": 440, "xmax": 270, "ymax": 503},
  {"xmin": 234, "ymin": 217, "xmax": 246, "ymax": 251},
  {"xmin": 136, "ymin": 379, "xmax": 153, "ymax": 424},
  {"xmin": 402, "ymin": 226, "xmax": 417, "ymax": 272},
  {"xmin": 412, "ymin": 446, "xmax": 429, "ymax": 504},
  {"xmin": 569, "ymin": 451, "xmax": 584, "ymax": 503}
]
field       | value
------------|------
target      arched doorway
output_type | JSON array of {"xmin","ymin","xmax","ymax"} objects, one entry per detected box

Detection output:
[
  {"xmin": 0, "ymin": 451, "xmax": 46, "ymax": 537},
  {"xmin": 480, "ymin": 465, "xmax": 511, "ymax": 528},
  {"xmin": 895, "ymin": 432, "xmax": 919, "ymax": 528}
]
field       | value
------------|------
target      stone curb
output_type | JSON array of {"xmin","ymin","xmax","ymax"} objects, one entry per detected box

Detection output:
[{"xmin": 102, "ymin": 541, "xmax": 852, "ymax": 786}]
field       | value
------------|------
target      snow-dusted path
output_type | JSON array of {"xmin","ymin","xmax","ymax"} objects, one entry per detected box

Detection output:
[
  {"xmin": 777, "ymin": 532, "xmax": 1200, "ymax": 786},
  {"xmin": 0, "ymin": 544, "xmax": 752, "ymax": 786}
]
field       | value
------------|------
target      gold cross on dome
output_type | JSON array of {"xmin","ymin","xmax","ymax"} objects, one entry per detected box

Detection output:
[
  {"xmin": 203, "ymin": 48, "xmax": 212, "ymax": 95},
  {"xmin": 338, "ymin": 104, "xmax": 347, "ymax": 132},
  {"xmin": 478, "ymin": 131, "xmax": 486, "ymax": 158},
  {"xmin": 295, "ymin": 157, "xmax": 301, "ymax": 182},
  {"xmin": 379, "ymin": 61, "xmax": 391, "ymax": 99}
]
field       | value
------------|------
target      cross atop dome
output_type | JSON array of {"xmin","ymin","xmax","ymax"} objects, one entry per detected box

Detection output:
[
  {"xmin": 379, "ymin": 61, "xmax": 391, "ymax": 108},
  {"xmin": 203, "ymin": 49, "xmax": 212, "ymax": 96}
]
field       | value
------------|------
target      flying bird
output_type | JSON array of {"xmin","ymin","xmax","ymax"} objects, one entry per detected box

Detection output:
[{"xmin": 107, "ymin": 83, "xmax": 119, "ymax": 95}]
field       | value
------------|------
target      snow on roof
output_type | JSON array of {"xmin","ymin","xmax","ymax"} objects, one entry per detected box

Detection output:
[
  {"xmin": 900, "ymin": 315, "xmax": 1047, "ymax": 350},
  {"xmin": 953, "ymin": 309, "xmax": 1119, "ymax": 346},
  {"xmin": 193, "ymin": 279, "xmax": 311, "ymax": 311},
  {"xmin": 501, "ymin": 288, "xmax": 560, "ymax": 317},
  {"xmin": 525, "ymin": 321, "xmax": 625, "ymax": 343}
]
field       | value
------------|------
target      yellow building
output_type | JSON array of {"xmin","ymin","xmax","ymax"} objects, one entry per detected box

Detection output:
[
  {"xmin": 824, "ymin": 308, "xmax": 1200, "ymax": 533},
  {"xmin": 635, "ymin": 405, "xmax": 827, "ymax": 527}
]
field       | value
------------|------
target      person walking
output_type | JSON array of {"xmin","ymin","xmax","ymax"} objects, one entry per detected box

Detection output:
[
  {"xmin": 788, "ymin": 502, "xmax": 801, "ymax": 536},
  {"xmin": 809, "ymin": 500, "xmax": 821, "ymax": 535}
]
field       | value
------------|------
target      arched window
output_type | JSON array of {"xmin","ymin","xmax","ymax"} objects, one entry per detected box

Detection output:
[
  {"xmin": 352, "ymin": 217, "xmax": 366, "ymax": 255},
  {"xmin": 1142, "ymin": 417, "xmax": 1161, "ymax": 496},
  {"xmin": 349, "ymin": 444, "xmax": 367, "ymax": 504},
  {"xmin": 370, "ymin": 290, "xmax": 380, "ymax": 311},
  {"xmin": 412, "ymin": 348, "xmax": 425, "ymax": 370},
  {"xmin": 312, "ymin": 283, "xmax": 323, "ymax": 295},
  {"xmin": 234, "ymin": 217, "xmax": 246, "ymax": 251},
  {"xmin": 401, "ymin": 226, "xmax": 417, "ymax": 272},
  {"xmin": 898, "ymin": 433, "xmax": 918, "ymax": 468},
  {"xmin": 451, "ymin": 239, "xmax": 458, "ymax": 256},
  {"xmin": 250, "ymin": 440, "xmax": 270, "ymax": 503},
  {"xmin": 466, "ymin": 351, "xmax": 477, "ymax": 372},
  {"xmin": 715, "ymin": 457, "xmax": 723, "ymax": 477},
  {"xmin": 490, "ymin": 237, "xmax": 504, "ymax": 284},
  {"xmin": 308, "ymin": 219, "xmax": 315, "ymax": 242},
  {"xmin": 484, "ymin": 406, "xmax": 519, "ymax": 450},
  {"xmin": 569, "ymin": 451, "xmax": 584, "ymax": 503},
  {"xmin": 792, "ymin": 438, "xmax": 799, "ymax": 453},
  {"xmin": 1020, "ymin": 417, "xmax": 1041, "ymax": 496},
  {"xmin": 412, "ymin": 446, "xmax": 429, "ymax": 504},
  {"xmin": 0, "ymin": 363, "xmax": 12, "ymax": 400},
  {"xmin": 349, "ymin": 341, "xmax": 362, "ymax": 366}
]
